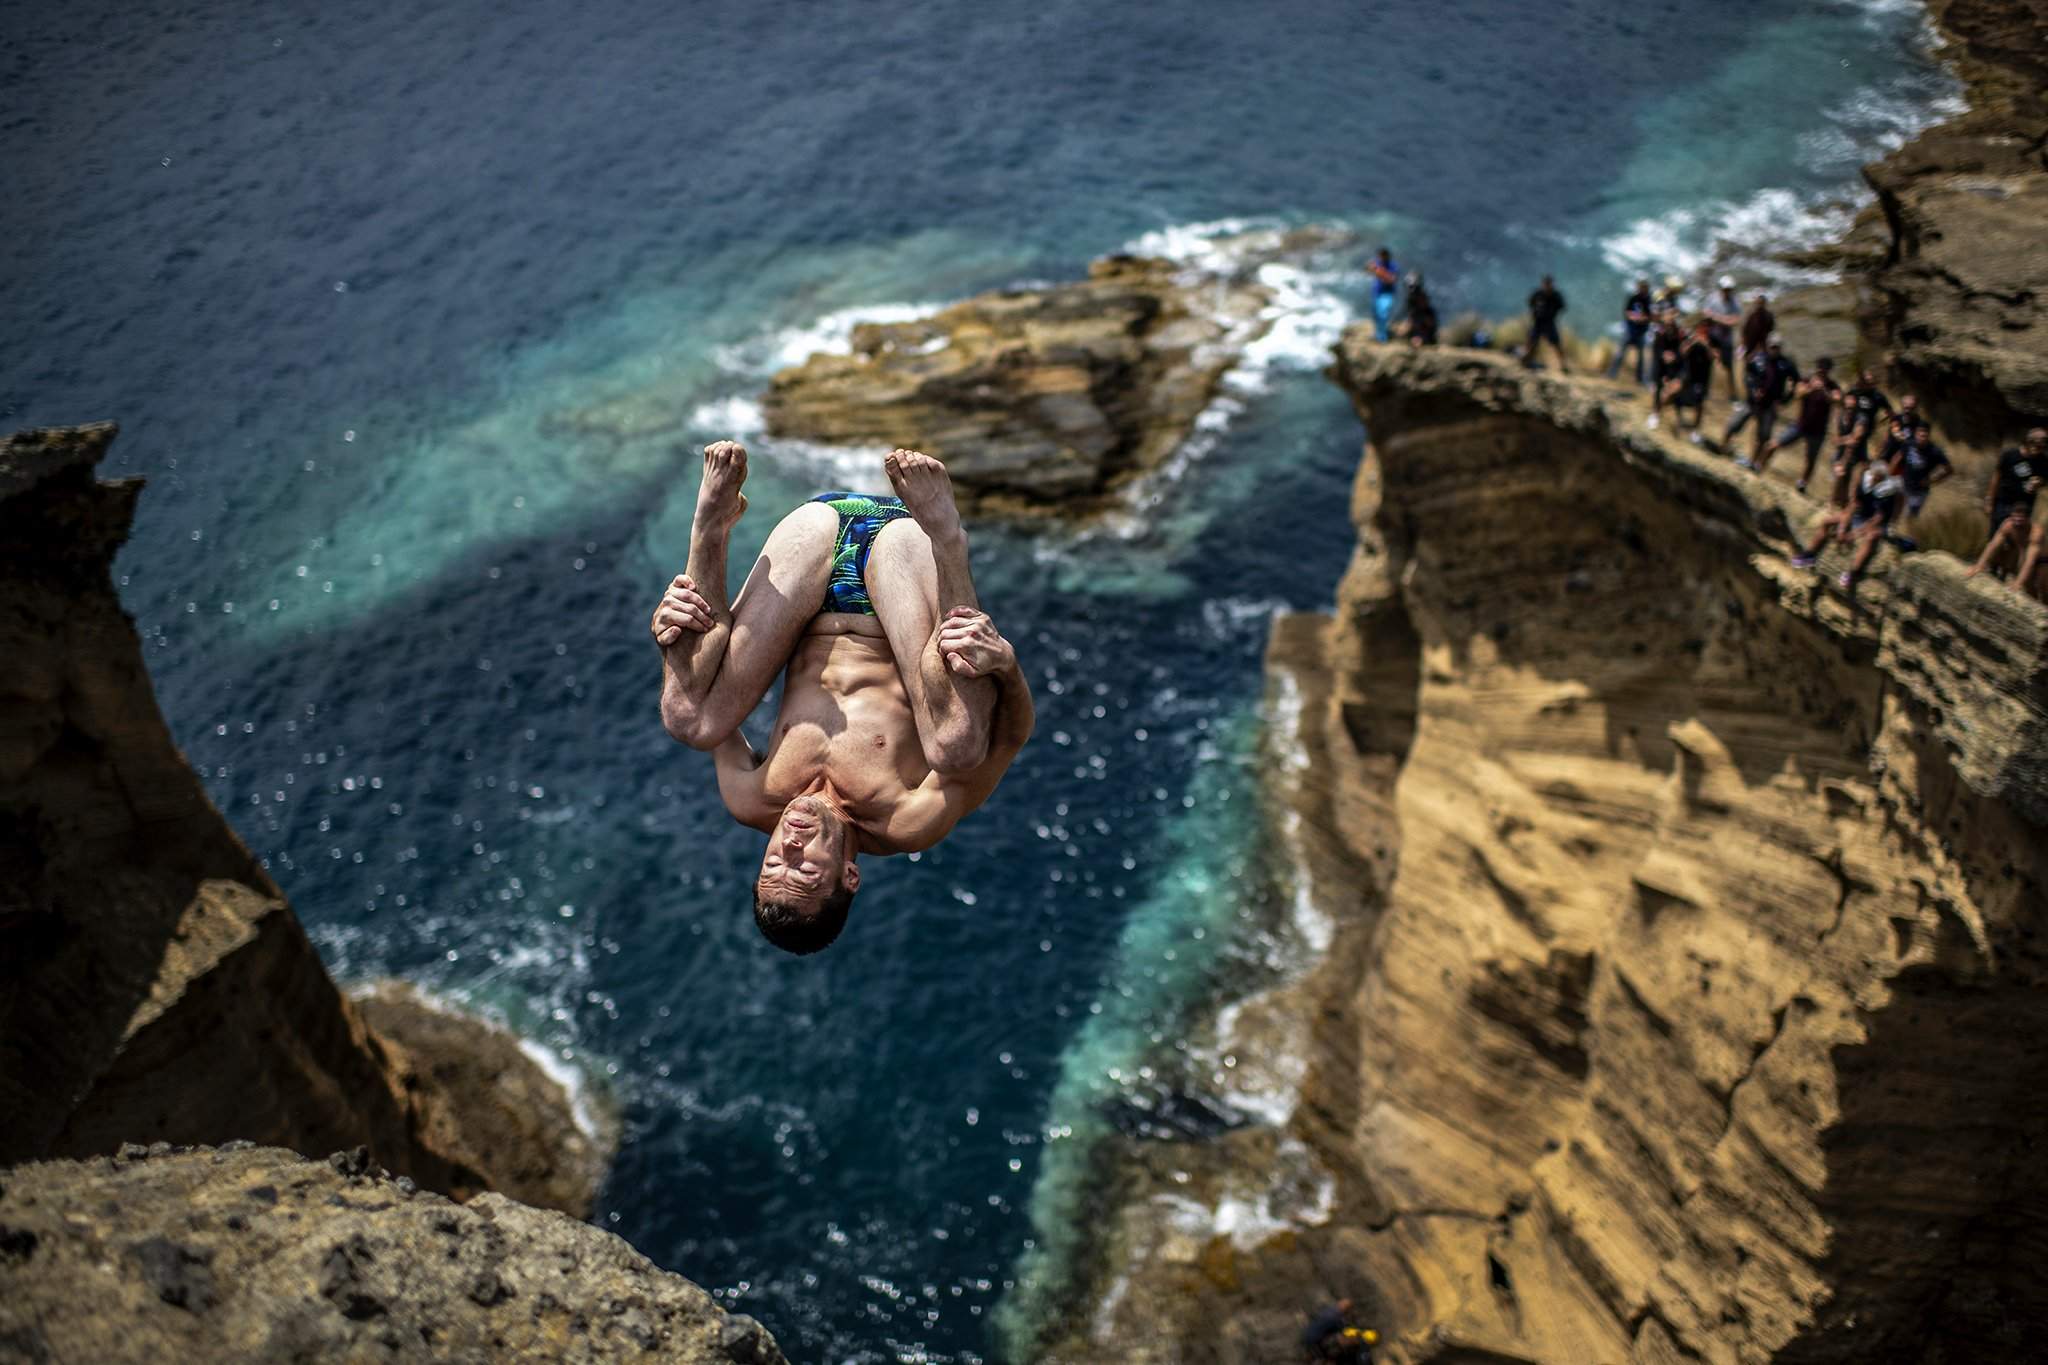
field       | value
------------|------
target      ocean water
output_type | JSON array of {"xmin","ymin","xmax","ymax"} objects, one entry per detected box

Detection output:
[{"xmin": 2, "ymin": 1, "xmax": 1955, "ymax": 1359}]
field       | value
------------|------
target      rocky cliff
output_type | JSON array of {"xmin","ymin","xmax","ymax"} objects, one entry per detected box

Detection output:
[
  {"xmin": 1852, "ymin": 0, "xmax": 2048, "ymax": 444},
  {"xmin": 1047, "ymin": 342, "xmax": 2048, "ymax": 1364},
  {"xmin": 0, "ymin": 1143, "xmax": 783, "ymax": 1364},
  {"xmin": 762, "ymin": 228, "xmax": 1342, "ymax": 513},
  {"xmin": 0, "ymin": 424, "xmax": 609, "ymax": 1207}
]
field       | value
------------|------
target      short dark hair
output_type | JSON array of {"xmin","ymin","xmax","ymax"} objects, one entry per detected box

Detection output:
[{"xmin": 754, "ymin": 884, "xmax": 854, "ymax": 955}]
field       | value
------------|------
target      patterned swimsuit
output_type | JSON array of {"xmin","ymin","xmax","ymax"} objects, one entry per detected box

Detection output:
[{"xmin": 811, "ymin": 492, "xmax": 913, "ymax": 615}]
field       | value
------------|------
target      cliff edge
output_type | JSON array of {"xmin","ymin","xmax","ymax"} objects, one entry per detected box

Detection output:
[
  {"xmin": 0, "ymin": 1143, "xmax": 782, "ymax": 1364},
  {"xmin": 1053, "ymin": 341, "xmax": 2047, "ymax": 1364},
  {"xmin": 0, "ymin": 424, "xmax": 604, "ymax": 1214}
]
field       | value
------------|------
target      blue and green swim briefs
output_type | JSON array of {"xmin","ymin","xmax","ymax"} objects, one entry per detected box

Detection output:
[{"xmin": 811, "ymin": 491, "xmax": 912, "ymax": 615}]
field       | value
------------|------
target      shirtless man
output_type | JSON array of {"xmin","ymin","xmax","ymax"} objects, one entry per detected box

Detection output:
[{"xmin": 650, "ymin": 441, "xmax": 1034, "ymax": 954}]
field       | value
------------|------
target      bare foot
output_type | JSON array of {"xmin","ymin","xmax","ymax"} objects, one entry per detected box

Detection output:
[
  {"xmin": 884, "ymin": 447, "xmax": 963, "ymax": 542},
  {"xmin": 698, "ymin": 439, "xmax": 750, "ymax": 530}
]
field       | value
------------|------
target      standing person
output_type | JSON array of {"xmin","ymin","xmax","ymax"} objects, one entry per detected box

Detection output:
[
  {"xmin": 1607, "ymin": 278, "xmax": 1653, "ymax": 383},
  {"xmin": 1524, "ymin": 274, "xmax": 1569, "ymax": 372},
  {"xmin": 1368, "ymin": 247, "xmax": 1401, "ymax": 343},
  {"xmin": 1403, "ymin": 272, "xmax": 1439, "ymax": 347},
  {"xmin": 1756, "ymin": 356, "xmax": 1840, "ymax": 489},
  {"xmin": 1656, "ymin": 274, "xmax": 1689, "ymax": 320},
  {"xmin": 1831, "ymin": 370, "xmax": 1894, "ymax": 507},
  {"xmin": 1887, "ymin": 418, "xmax": 1951, "ymax": 550},
  {"xmin": 1704, "ymin": 275, "xmax": 1743, "ymax": 400},
  {"xmin": 1967, "ymin": 428, "xmax": 2047, "ymax": 591},
  {"xmin": 1726, "ymin": 335, "xmax": 1798, "ymax": 466},
  {"xmin": 1646, "ymin": 312, "xmax": 1684, "ymax": 429},
  {"xmin": 1790, "ymin": 459, "xmax": 1904, "ymax": 592},
  {"xmin": 1739, "ymin": 293, "xmax": 1775, "ymax": 381},
  {"xmin": 1666, "ymin": 318, "xmax": 1716, "ymax": 443},
  {"xmin": 1877, "ymin": 395, "xmax": 1923, "ymax": 469}
]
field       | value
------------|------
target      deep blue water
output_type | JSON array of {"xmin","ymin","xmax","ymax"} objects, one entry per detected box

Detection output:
[{"xmin": 4, "ymin": 1, "xmax": 1954, "ymax": 1359}]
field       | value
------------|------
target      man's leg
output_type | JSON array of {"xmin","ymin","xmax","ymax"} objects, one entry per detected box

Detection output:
[
  {"xmin": 657, "ymin": 443, "xmax": 837, "ymax": 748},
  {"xmin": 866, "ymin": 450, "xmax": 998, "ymax": 773},
  {"xmin": 2015, "ymin": 520, "xmax": 2046, "ymax": 595}
]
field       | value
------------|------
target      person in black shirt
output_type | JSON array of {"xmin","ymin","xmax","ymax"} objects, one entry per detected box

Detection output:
[
  {"xmin": 1757, "ymin": 356, "xmax": 1839, "ymax": 488},
  {"xmin": 1403, "ymin": 272, "xmax": 1439, "ymax": 347},
  {"xmin": 1886, "ymin": 419, "xmax": 1951, "ymax": 550},
  {"xmin": 1607, "ymin": 278, "xmax": 1653, "ymax": 383},
  {"xmin": 1524, "ymin": 275, "xmax": 1569, "ymax": 373},
  {"xmin": 1791, "ymin": 461, "xmax": 1903, "ymax": 592},
  {"xmin": 1831, "ymin": 370, "xmax": 1893, "ymax": 507},
  {"xmin": 1967, "ymin": 428, "xmax": 2047, "ymax": 596},
  {"xmin": 1726, "ymin": 335, "xmax": 1798, "ymax": 466},
  {"xmin": 1662, "ymin": 319, "xmax": 1715, "ymax": 443},
  {"xmin": 1646, "ymin": 313, "xmax": 1686, "ymax": 430}
]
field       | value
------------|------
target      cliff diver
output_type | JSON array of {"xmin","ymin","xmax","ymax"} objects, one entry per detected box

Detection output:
[{"xmin": 650, "ymin": 442, "xmax": 1034, "ymax": 955}]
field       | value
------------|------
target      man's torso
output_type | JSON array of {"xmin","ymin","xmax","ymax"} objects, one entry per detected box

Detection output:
[{"xmin": 759, "ymin": 620, "xmax": 926, "ymax": 840}]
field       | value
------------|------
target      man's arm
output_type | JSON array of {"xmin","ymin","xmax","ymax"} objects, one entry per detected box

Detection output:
[
  {"xmin": 879, "ymin": 619, "xmax": 1035, "ymax": 852},
  {"xmin": 712, "ymin": 730, "xmax": 776, "ymax": 833}
]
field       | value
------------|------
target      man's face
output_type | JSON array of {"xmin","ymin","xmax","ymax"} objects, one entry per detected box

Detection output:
[{"xmin": 756, "ymin": 795, "xmax": 853, "ymax": 908}]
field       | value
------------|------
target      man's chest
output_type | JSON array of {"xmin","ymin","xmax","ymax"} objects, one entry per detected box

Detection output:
[{"xmin": 761, "ymin": 690, "xmax": 926, "ymax": 812}]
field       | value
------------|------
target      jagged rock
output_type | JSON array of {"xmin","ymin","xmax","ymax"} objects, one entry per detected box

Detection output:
[
  {"xmin": 0, "ymin": 425, "xmax": 607, "ymax": 1215},
  {"xmin": 1857, "ymin": 0, "xmax": 2048, "ymax": 443},
  {"xmin": 0, "ymin": 1145, "xmax": 785, "ymax": 1363},
  {"xmin": 761, "ymin": 241, "xmax": 1297, "ymax": 511},
  {"xmin": 1051, "ymin": 340, "xmax": 2048, "ymax": 1364}
]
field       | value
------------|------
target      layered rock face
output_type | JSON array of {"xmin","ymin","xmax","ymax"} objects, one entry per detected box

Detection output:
[
  {"xmin": 0, "ymin": 426, "xmax": 600, "ymax": 1215},
  {"xmin": 0, "ymin": 1143, "xmax": 783, "ymax": 1364},
  {"xmin": 1857, "ymin": 0, "xmax": 2048, "ymax": 442},
  {"xmin": 763, "ymin": 244, "xmax": 1287, "ymax": 510},
  {"xmin": 1053, "ymin": 345, "xmax": 2047, "ymax": 1364}
]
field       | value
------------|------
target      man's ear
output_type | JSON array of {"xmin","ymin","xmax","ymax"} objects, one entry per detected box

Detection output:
[{"xmin": 841, "ymin": 862, "xmax": 861, "ymax": 893}]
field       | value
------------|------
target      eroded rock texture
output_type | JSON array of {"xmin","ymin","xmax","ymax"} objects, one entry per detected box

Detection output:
[
  {"xmin": 1858, "ymin": 0, "xmax": 2048, "ymax": 442},
  {"xmin": 762, "ymin": 244, "xmax": 1289, "ymax": 511},
  {"xmin": 0, "ymin": 1144, "xmax": 783, "ymax": 1364},
  {"xmin": 0, "ymin": 426, "xmax": 600, "ymax": 1215}
]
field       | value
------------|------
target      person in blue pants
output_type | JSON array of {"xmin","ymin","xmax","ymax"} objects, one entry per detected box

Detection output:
[{"xmin": 1368, "ymin": 247, "xmax": 1400, "ymax": 342}]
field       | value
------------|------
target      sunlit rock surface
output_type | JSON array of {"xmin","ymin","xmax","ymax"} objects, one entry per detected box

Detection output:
[
  {"xmin": 0, "ymin": 1143, "xmax": 783, "ymax": 1364},
  {"xmin": 1049, "ymin": 341, "xmax": 2047, "ymax": 1363},
  {"xmin": 761, "ymin": 235, "xmax": 1330, "ymax": 512}
]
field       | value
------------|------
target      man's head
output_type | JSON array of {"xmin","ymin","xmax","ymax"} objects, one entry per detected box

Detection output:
[
  {"xmin": 1541, "ymin": 274, "xmax": 1554, "ymax": 287},
  {"xmin": 1815, "ymin": 356, "xmax": 1834, "ymax": 373},
  {"xmin": 753, "ymin": 794, "xmax": 860, "ymax": 955},
  {"xmin": 1377, "ymin": 246, "xmax": 1392, "ymax": 262},
  {"xmin": 1636, "ymin": 277, "xmax": 1649, "ymax": 292},
  {"xmin": 1719, "ymin": 273, "xmax": 1736, "ymax": 292},
  {"xmin": 1860, "ymin": 368, "xmax": 1878, "ymax": 388},
  {"xmin": 2027, "ymin": 427, "xmax": 2047, "ymax": 453},
  {"xmin": 1766, "ymin": 333, "xmax": 1783, "ymax": 352}
]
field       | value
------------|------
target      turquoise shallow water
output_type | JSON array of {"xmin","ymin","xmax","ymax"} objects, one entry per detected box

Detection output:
[{"xmin": 4, "ymin": 2, "xmax": 1955, "ymax": 1358}]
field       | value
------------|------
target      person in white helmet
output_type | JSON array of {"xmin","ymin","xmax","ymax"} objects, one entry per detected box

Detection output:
[{"xmin": 1704, "ymin": 274, "xmax": 1743, "ymax": 402}]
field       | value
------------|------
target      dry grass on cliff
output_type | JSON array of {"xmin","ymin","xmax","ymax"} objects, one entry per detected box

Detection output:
[{"xmin": 1910, "ymin": 504, "xmax": 1988, "ymax": 560}]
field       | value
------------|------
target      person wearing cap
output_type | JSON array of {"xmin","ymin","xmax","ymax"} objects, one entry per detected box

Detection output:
[
  {"xmin": 1607, "ymin": 277, "xmax": 1653, "ymax": 383},
  {"xmin": 1724, "ymin": 333, "xmax": 1799, "ymax": 466},
  {"xmin": 1704, "ymin": 275, "xmax": 1743, "ymax": 400},
  {"xmin": 1755, "ymin": 356, "xmax": 1840, "ymax": 489},
  {"xmin": 1655, "ymin": 274, "xmax": 1688, "ymax": 319}
]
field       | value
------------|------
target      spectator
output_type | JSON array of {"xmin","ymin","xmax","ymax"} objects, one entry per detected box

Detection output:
[
  {"xmin": 1525, "ymin": 274, "xmax": 1569, "ymax": 372},
  {"xmin": 1756, "ymin": 356, "xmax": 1840, "ymax": 490},
  {"xmin": 1790, "ymin": 459, "xmax": 1903, "ymax": 591},
  {"xmin": 1739, "ymin": 293, "xmax": 1775, "ymax": 380},
  {"xmin": 1655, "ymin": 274, "xmax": 1688, "ymax": 320},
  {"xmin": 1646, "ymin": 312, "xmax": 1686, "ymax": 430},
  {"xmin": 1704, "ymin": 275, "xmax": 1743, "ymax": 400},
  {"xmin": 1663, "ymin": 318, "xmax": 1716, "ymax": 443},
  {"xmin": 1404, "ymin": 272, "xmax": 1439, "ymax": 347},
  {"xmin": 1725, "ymin": 334, "xmax": 1798, "ymax": 466},
  {"xmin": 1886, "ymin": 418, "xmax": 1951, "ymax": 550},
  {"xmin": 1830, "ymin": 369, "xmax": 1894, "ymax": 507},
  {"xmin": 1368, "ymin": 247, "xmax": 1401, "ymax": 343},
  {"xmin": 1877, "ymin": 395, "xmax": 1923, "ymax": 468},
  {"xmin": 1967, "ymin": 428, "xmax": 2047, "ymax": 594},
  {"xmin": 1608, "ymin": 277, "xmax": 1653, "ymax": 383}
]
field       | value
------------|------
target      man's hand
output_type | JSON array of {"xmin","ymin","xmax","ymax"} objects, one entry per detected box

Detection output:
[
  {"xmin": 936, "ymin": 606, "xmax": 1015, "ymax": 678},
  {"xmin": 652, "ymin": 574, "xmax": 715, "ymax": 648}
]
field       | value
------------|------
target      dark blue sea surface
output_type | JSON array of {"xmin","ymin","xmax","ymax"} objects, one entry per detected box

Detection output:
[{"xmin": 3, "ymin": 1, "xmax": 1954, "ymax": 1359}]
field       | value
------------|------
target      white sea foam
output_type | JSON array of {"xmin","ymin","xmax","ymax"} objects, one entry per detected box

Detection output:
[
  {"xmin": 1600, "ymin": 186, "xmax": 1859, "ymax": 290},
  {"xmin": 711, "ymin": 300, "xmax": 946, "ymax": 375},
  {"xmin": 685, "ymin": 394, "xmax": 766, "ymax": 438}
]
